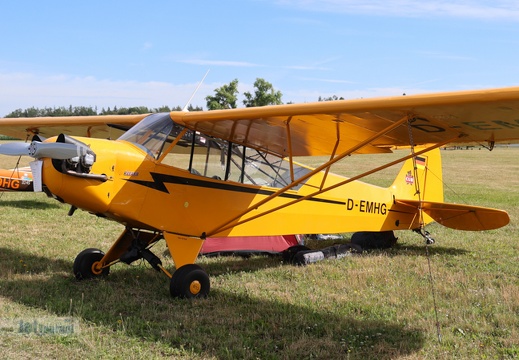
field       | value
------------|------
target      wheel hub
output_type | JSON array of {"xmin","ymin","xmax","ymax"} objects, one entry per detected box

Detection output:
[
  {"xmin": 189, "ymin": 280, "xmax": 201, "ymax": 295},
  {"xmin": 91, "ymin": 261, "xmax": 103, "ymax": 275}
]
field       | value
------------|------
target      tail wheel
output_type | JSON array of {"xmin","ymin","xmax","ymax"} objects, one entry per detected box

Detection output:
[
  {"xmin": 170, "ymin": 264, "xmax": 210, "ymax": 299},
  {"xmin": 73, "ymin": 248, "xmax": 110, "ymax": 280}
]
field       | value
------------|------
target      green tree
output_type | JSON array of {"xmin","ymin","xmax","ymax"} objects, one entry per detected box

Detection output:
[
  {"xmin": 5, "ymin": 105, "xmax": 99, "ymax": 117},
  {"xmin": 4, "ymin": 102, "xmax": 199, "ymax": 118},
  {"xmin": 205, "ymin": 79, "xmax": 239, "ymax": 110},
  {"xmin": 185, "ymin": 104, "xmax": 203, "ymax": 112},
  {"xmin": 72, "ymin": 106, "xmax": 97, "ymax": 116},
  {"xmin": 243, "ymin": 78, "xmax": 283, "ymax": 107},
  {"xmin": 155, "ymin": 105, "xmax": 172, "ymax": 113},
  {"xmin": 318, "ymin": 95, "xmax": 344, "ymax": 101}
]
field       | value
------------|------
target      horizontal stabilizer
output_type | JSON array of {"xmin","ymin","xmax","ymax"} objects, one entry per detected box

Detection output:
[{"xmin": 395, "ymin": 200, "xmax": 509, "ymax": 231}]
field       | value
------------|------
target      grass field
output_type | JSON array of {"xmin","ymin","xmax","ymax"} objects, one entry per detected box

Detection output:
[{"xmin": 0, "ymin": 148, "xmax": 518, "ymax": 359}]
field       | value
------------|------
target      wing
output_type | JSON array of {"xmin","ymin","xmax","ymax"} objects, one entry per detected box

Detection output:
[
  {"xmin": 0, "ymin": 114, "xmax": 148, "ymax": 140},
  {"xmin": 170, "ymin": 86, "xmax": 519, "ymax": 157}
]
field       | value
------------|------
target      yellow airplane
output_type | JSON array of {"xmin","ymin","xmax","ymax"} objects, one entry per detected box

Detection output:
[{"xmin": 0, "ymin": 86, "xmax": 518, "ymax": 298}]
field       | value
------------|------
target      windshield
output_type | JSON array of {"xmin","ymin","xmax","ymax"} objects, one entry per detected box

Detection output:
[{"xmin": 118, "ymin": 113, "xmax": 174, "ymax": 158}]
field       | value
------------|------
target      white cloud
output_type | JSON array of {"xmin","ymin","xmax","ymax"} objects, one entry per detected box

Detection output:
[
  {"xmin": 275, "ymin": 0, "xmax": 519, "ymax": 20},
  {"xmin": 178, "ymin": 59, "xmax": 262, "ymax": 67},
  {"xmin": 0, "ymin": 71, "xmax": 484, "ymax": 117},
  {"xmin": 297, "ymin": 76, "xmax": 357, "ymax": 84},
  {"xmin": 0, "ymin": 72, "xmax": 212, "ymax": 116},
  {"xmin": 141, "ymin": 42, "xmax": 153, "ymax": 51},
  {"xmin": 414, "ymin": 51, "xmax": 475, "ymax": 61},
  {"xmin": 285, "ymin": 65, "xmax": 331, "ymax": 71}
]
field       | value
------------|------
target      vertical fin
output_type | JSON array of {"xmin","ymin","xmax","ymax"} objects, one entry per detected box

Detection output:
[
  {"xmin": 391, "ymin": 148, "xmax": 443, "ymax": 202},
  {"xmin": 390, "ymin": 148, "xmax": 444, "ymax": 225}
]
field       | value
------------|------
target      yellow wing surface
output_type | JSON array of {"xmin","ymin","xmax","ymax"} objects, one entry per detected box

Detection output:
[
  {"xmin": 1, "ymin": 87, "xmax": 519, "ymax": 150},
  {"xmin": 169, "ymin": 86, "xmax": 519, "ymax": 156},
  {"xmin": 0, "ymin": 114, "xmax": 148, "ymax": 139}
]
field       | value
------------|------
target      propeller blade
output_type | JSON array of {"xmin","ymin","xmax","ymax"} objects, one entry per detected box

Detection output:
[
  {"xmin": 0, "ymin": 141, "xmax": 87, "ymax": 159},
  {"xmin": 30, "ymin": 142, "xmax": 87, "ymax": 159},
  {"xmin": 0, "ymin": 142, "xmax": 31, "ymax": 156}
]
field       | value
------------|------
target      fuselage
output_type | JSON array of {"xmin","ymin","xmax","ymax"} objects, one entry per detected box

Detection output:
[{"xmin": 40, "ymin": 132, "xmax": 427, "ymax": 237}]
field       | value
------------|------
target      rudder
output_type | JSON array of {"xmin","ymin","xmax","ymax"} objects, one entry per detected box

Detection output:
[{"xmin": 390, "ymin": 148, "xmax": 444, "ymax": 225}]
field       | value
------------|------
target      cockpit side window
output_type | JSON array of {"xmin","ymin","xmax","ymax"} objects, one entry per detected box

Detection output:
[
  {"xmin": 120, "ymin": 113, "xmax": 312, "ymax": 190},
  {"xmin": 159, "ymin": 128, "xmax": 311, "ymax": 190}
]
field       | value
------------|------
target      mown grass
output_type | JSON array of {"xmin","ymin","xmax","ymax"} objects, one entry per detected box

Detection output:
[{"xmin": 0, "ymin": 148, "xmax": 518, "ymax": 359}]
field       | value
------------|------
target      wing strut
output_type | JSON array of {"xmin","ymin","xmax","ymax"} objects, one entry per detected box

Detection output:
[
  {"xmin": 205, "ymin": 117, "xmax": 464, "ymax": 237},
  {"xmin": 407, "ymin": 117, "xmax": 426, "ymax": 231},
  {"xmin": 285, "ymin": 117, "xmax": 295, "ymax": 183},
  {"xmin": 320, "ymin": 120, "xmax": 341, "ymax": 190}
]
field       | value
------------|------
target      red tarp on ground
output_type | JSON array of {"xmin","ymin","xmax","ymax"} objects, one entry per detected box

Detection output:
[{"xmin": 201, "ymin": 235, "xmax": 300, "ymax": 255}]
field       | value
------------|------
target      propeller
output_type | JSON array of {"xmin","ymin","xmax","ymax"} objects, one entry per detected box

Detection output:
[{"xmin": 0, "ymin": 141, "xmax": 90, "ymax": 159}]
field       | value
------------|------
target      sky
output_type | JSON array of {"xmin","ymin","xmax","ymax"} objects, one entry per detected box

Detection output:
[{"xmin": 1, "ymin": 0, "xmax": 519, "ymax": 116}]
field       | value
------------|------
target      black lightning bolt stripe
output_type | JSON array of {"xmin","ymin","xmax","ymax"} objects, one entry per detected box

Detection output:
[{"xmin": 126, "ymin": 172, "xmax": 345, "ymax": 205}]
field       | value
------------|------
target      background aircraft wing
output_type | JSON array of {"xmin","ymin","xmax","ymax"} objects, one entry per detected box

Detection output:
[
  {"xmin": 170, "ymin": 86, "xmax": 519, "ymax": 157},
  {"xmin": 0, "ymin": 114, "xmax": 148, "ymax": 140}
]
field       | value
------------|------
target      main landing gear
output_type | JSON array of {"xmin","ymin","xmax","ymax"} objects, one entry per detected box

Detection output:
[{"xmin": 72, "ymin": 229, "xmax": 210, "ymax": 299}]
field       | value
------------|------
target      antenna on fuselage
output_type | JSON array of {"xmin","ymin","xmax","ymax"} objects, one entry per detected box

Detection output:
[{"xmin": 182, "ymin": 69, "xmax": 210, "ymax": 112}]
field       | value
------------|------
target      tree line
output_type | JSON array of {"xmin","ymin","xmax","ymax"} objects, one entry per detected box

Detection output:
[
  {"xmin": 4, "ymin": 78, "xmax": 344, "ymax": 117},
  {"xmin": 4, "ymin": 104, "xmax": 203, "ymax": 118}
]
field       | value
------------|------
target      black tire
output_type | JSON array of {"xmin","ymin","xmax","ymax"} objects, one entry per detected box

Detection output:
[
  {"xmin": 73, "ymin": 248, "xmax": 109, "ymax": 280},
  {"xmin": 282, "ymin": 245, "xmax": 311, "ymax": 263},
  {"xmin": 351, "ymin": 231, "xmax": 398, "ymax": 250},
  {"xmin": 169, "ymin": 265, "xmax": 191, "ymax": 297},
  {"xmin": 170, "ymin": 264, "xmax": 210, "ymax": 299}
]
